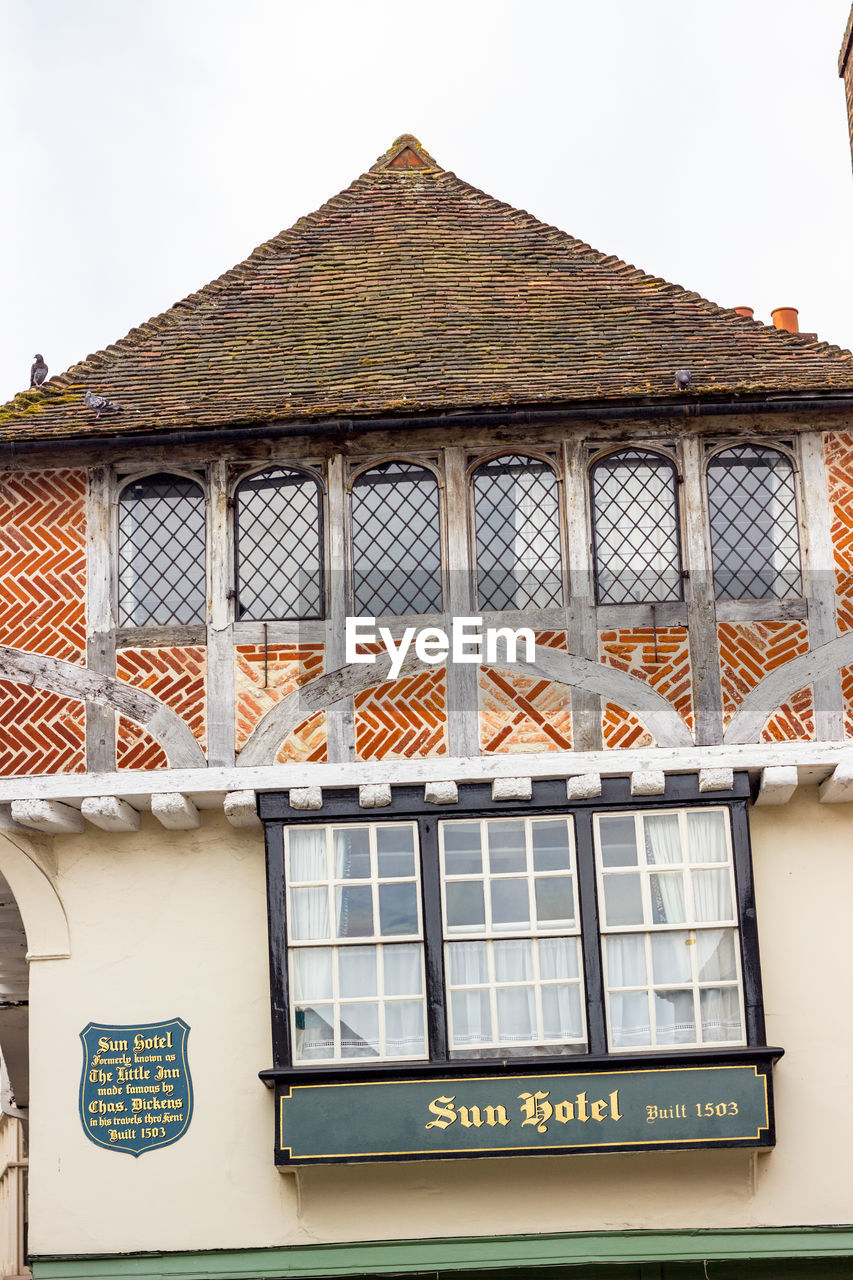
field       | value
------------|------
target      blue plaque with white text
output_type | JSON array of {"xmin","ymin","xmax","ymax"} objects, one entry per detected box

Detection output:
[{"xmin": 79, "ymin": 1018, "xmax": 193, "ymax": 1157}]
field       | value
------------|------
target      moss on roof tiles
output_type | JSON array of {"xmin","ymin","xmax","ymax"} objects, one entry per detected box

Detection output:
[{"xmin": 3, "ymin": 133, "xmax": 853, "ymax": 441}]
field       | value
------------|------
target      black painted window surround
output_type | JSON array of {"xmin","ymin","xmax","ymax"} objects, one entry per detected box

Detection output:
[{"xmin": 259, "ymin": 774, "xmax": 772, "ymax": 1083}]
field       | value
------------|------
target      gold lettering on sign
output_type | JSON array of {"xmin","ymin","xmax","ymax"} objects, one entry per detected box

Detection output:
[{"xmin": 425, "ymin": 1096, "xmax": 457, "ymax": 1129}]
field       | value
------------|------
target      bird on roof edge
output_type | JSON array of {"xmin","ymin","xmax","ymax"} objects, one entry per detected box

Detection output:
[
  {"xmin": 674, "ymin": 368, "xmax": 691, "ymax": 391},
  {"xmin": 29, "ymin": 354, "xmax": 48, "ymax": 388}
]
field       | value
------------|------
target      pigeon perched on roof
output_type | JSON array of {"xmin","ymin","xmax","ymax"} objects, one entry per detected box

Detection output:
[
  {"xmin": 29, "ymin": 354, "xmax": 48, "ymax": 388},
  {"xmin": 84, "ymin": 390, "xmax": 122, "ymax": 418},
  {"xmin": 674, "ymin": 368, "xmax": 691, "ymax": 391}
]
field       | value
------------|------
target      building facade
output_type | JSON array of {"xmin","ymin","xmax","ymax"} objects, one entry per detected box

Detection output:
[{"xmin": 1, "ymin": 91, "xmax": 853, "ymax": 1280}]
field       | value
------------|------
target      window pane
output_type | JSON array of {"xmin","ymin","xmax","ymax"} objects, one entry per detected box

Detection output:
[
  {"xmin": 696, "ymin": 929, "xmax": 737, "ymax": 982},
  {"xmin": 288, "ymin": 828, "xmax": 327, "ymax": 881},
  {"xmin": 376, "ymin": 826, "xmax": 415, "ymax": 878},
  {"xmin": 385, "ymin": 1001, "xmax": 425, "ymax": 1057},
  {"xmin": 649, "ymin": 872, "xmax": 686, "ymax": 924},
  {"xmin": 351, "ymin": 461, "xmax": 442, "ymax": 616},
  {"xmin": 494, "ymin": 938, "xmax": 532, "ymax": 982},
  {"xmin": 651, "ymin": 931, "xmax": 692, "ymax": 984},
  {"xmin": 708, "ymin": 444, "xmax": 801, "ymax": 600},
  {"xmin": 531, "ymin": 819, "xmax": 571, "ymax": 871},
  {"xmin": 118, "ymin": 473, "xmax": 206, "ymax": 626},
  {"xmin": 235, "ymin": 467, "xmax": 323, "ymax": 620},
  {"xmin": 291, "ymin": 947, "xmax": 332, "ymax": 1001},
  {"xmin": 335, "ymin": 885, "xmax": 374, "ymax": 937},
  {"xmin": 542, "ymin": 985, "xmax": 582, "ymax": 1041},
  {"xmin": 700, "ymin": 987, "xmax": 742, "ymax": 1042},
  {"xmin": 606, "ymin": 934, "xmax": 646, "ymax": 987},
  {"xmin": 338, "ymin": 946, "xmax": 377, "ymax": 998},
  {"xmin": 598, "ymin": 815, "xmax": 638, "ymax": 866},
  {"xmin": 491, "ymin": 879, "xmax": 530, "ymax": 930},
  {"xmin": 378, "ymin": 883, "xmax": 418, "ymax": 935},
  {"xmin": 686, "ymin": 810, "xmax": 727, "ymax": 862},
  {"xmin": 384, "ymin": 944, "xmax": 423, "ymax": 996},
  {"xmin": 603, "ymin": 873, "xmax": 643, "ymax": 926},
  {"xmin": 496, "ymin": 986, "xmax": 535, "ymax": 1043},
  {"xmin": 592, "ymin": 449, "xmax": 682, "ymax": 605},
  {"xmin": 487, "ymin": 820, "xmax": 526, "ymax": 873},
  {"xmin": 692, "ymin": 869, "xmax": 733, "ymax": 922},
  {"xmin": 451, "ymin": 988, "xmax": 491, "ymax": 1044},
  {"xmin": 339, "ymin": 1003, "xmax": 379, "ymax": 1057},
  {"xmin": 654, "ymin": 990, "xmax": 696, "ymax": 1044},
  {"xmin": 539, "ymin": 936, "xmax": 578, "ymax": 981},
  {"xmin": 534, "ymin": 876, "xmax": 573, "ymax": 927},
  {"xmin": 447, "ymin": 940, "xmax": 488, "ymax": 985},
  {"xmin": 443, "ymin": 824, "xmax": 483, "ymax": 875},
  {"xmin": 610, "ymin": 991, "xmax": 651, "ymax": 1047},
  {"xmin": 446, "ymin": 881, "xmax": 486, "ymax": 932},
  {"xmin": 294, "ymin": 1006, "xmax": 334, "ymax": 1060},
  {"xmin": 290, "ymin": 888, "xmax": 330, "ymax": 940},
  {"xmin": 644, "ymin": 813, "xmax": 682, "ymax": 864},
  {"xmin": 473, "ymin": 454, "xmax": 563, "ymax": 610},
  {"xmin": 334, "ymin": 828, "xmax": 370, "ymax": 879}
]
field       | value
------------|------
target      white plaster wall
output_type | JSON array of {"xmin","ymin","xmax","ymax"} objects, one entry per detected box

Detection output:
[{"xmin": 23, "ymin": 789, "xmax": 853, "ymax": 1256}]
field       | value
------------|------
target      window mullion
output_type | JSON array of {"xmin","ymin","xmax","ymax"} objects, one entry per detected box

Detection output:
[
  {"xmin": 574, "ymin": 807, "xmax": 607, "ymax": 1055},
  {"xmin": 418, "ymin": 816, "xmax": 448, "ymax": 1061}
]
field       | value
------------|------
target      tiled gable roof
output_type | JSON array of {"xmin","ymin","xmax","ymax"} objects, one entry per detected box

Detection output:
[{"xmin": 3, "ymin": 134, "xmax": 853, "ymax": 443}]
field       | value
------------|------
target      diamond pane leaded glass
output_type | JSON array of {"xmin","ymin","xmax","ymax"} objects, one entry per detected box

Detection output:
[
  {"xmin": 351, "ymin": 461, "xmax": 443, "ymax": 616},
  {"xmin": 236, "ymin": 468, "xmax": 323, "ymax": 620},
  {"xmin": 707, "ymin": 445, "xmax": 801, "ymax": 600},
  {"xmin": 118, "ymin": 473, "xmax": 206, "ymax": 626},
  {"xmin": 473, "ymin": 455, "xmax": 563, "ymax": 610},
  {"xmin": 592, "ymin": 450, "xmax": 682, "ymax": 604}
]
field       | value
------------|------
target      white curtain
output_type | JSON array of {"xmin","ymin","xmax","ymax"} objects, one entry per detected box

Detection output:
[
  {"xmin": 383, "ymin": 944, "xmax": 425, "ymax": 1056},
  {"xmin": 448, "ymin": 941, "xmax": 491, "ymax": 1045},
  {"xmin": 645, "ymin": 814, "xmax": 685, "ymax": 923},
  {"xmin": 289, "ymin": 829, "xmax": 331, "ymax": 1059},
  {"xmin": 687, "ymin": 812, "xmax": 733, "ymax": 922}
]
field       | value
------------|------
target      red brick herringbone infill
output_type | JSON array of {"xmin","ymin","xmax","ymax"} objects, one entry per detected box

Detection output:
[
  {"xmin": 356, "ymin": 668, "xmax": 447, "ymax": 760},
  {"xmin": 479, "ymin": 630, "xmax": 570, "ymax": 754},
  {"xmin": 599, "ymin": 627, "xmax": 693, "ymax": 730},
  {"xmin": 824, "ymin": 431, "xmax": 853, "ymax": 632},
  {"xmin": 0, "ymin": 469, "xmax": 86, "ymax": 663},
  {"xmin": 0, "ymin": 681, "xmax": 85, "ymax": 775},
  {"xmin": 116, "ymin": 646, "xmax": 207, "ymax": 771},
  {"xmin": 235, "ymin": 644, "xmax": 326, "ymax": 762},
  {"xmin": 718, "ymin": 621, "xmax": 813, "ymax": 741}
]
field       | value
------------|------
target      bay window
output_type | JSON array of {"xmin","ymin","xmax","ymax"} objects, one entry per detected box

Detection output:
[{"xmin": 261, "ymin": 774, "xmax": 765, "ymax": 1079}]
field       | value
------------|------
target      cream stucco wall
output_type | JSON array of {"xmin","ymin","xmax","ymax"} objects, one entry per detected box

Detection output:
[{"xmin": 20, "ymin": 787, "xmax": 853, "ymax": 1256}]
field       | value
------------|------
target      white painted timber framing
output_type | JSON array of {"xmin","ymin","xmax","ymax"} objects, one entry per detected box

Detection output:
[
  {"xmin": 630, "ymin": 770, "xmax": 666, "ymax": 796},
  {"xmin": 223, "ymin": 791, "xmax": 260, "ymax": 827},
  {"xmin": 5, "ymin": 742, "xmax": 853, "ymax": 825},
  {"xmin": 819, "ymin": 758, "xmax": 853, "ymax": 803},
  {"xmin": 238, "ymin": 646, "xmax": 692, "ymax": 766},
  {"xmin": 725, "ymin": 633, "xmax": 853, "ymax": 744},
  {"xmin": 151, "ymin": 793, "xmax": 200, "ymax": 830},
  {"xmin": 566, "ymin": 773, "xmax": 602, "ymax": 799},
  {"xmin": 288, "ymin": 788, "xmax": 323, "ymax": 811},
  {"xmin": 699, "ymin": 768, "xmax": 735, "ymax": 793},
  {"xmin": 359, "ymin": 784, "xmax": 392, "ymax": 809},
  {"xmin": 492, "ymin": 777, "xmax": 533, "ymax": 801},
  {"xmin": 755, "ymin": 766, "xmax": 799, "ymax": 807},
  {"xmin": 0, "ymin": 645, "xmax": 206, "ymax": 769},
  {"xmin": 80, "ymin": 796, "xmax": 140, "ymax": 833},
  {"xmin": 424, "ymin": 781, "xmax": 459, "ymax": 805},
  {"xmin": 9, "ymin": 800, "xmax": 84, "ymax": 835}
]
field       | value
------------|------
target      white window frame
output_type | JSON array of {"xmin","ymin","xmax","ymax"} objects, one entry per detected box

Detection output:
[{"xmin": 594, "ymin": 806, "xmax": 746, "ymax": 1053}]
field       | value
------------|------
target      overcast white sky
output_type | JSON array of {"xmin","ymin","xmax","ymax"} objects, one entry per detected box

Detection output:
[{"xmin": 1, "ymin": 0, "xmax": 851, "ymax": 406}]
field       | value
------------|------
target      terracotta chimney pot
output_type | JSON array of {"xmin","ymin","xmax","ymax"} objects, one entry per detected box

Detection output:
[
  {"xmin": 734, "ymin": 306, "xmax": 754, "ymax": 318},
  {"xmin": 771, "ymin": 306, "xmax": 799, "ymax": 333}
]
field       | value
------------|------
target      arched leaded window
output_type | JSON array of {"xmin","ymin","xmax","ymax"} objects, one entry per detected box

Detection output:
[
  {"xmin": 117, "ymin": 473, "xmax": 207, "ymax": 626},
  {"xmin": 591, "ymin": 449, "xmax": 682, "ymax": 604},
  {"xmin": 351, "ymin": 461, "xmax": 442, "ymax": 616},
  {"xmin": 235, "ymin": 467, "xmax": 324, "ymax": 620},
  {"xmin": 707, "ymin": 444, "xmax": 801, "ymax": 600},
  {"xmin": 472, "ymin": 454, "xmax": 563, "ymax": 610}
]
